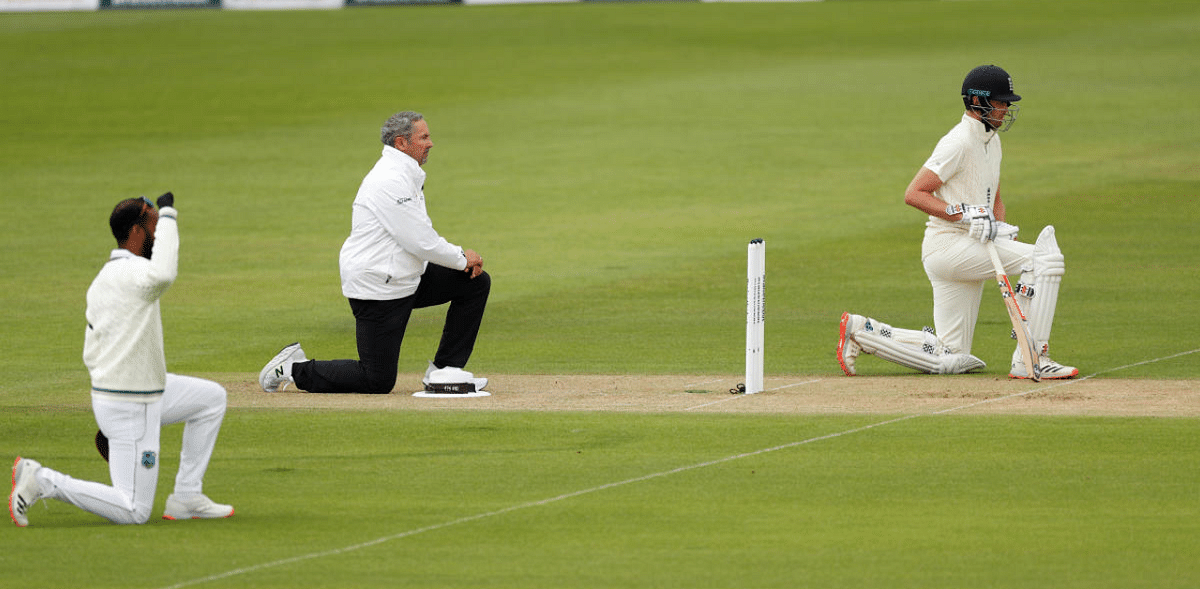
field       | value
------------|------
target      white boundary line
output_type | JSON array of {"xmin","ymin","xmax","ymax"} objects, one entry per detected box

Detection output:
[{"xmin": 160, "ymin": 349, "xmax": 1198, "ymax": 589}]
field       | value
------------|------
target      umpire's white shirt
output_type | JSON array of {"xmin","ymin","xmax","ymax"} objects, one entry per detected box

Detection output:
[
  {"xmin": 83, "ymin": 207, "xmax": 178, "ymax": 400},
  {"xmin": 339, "ymin": 146, "xmax": 468, "ymax": 300},
  {"xmin": 922, "ymin": 113, "xmax": 1003, "ymax": 237}
]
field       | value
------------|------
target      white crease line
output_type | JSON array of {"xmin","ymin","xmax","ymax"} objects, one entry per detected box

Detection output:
[
  {"xmin": 684, "ymin": 378, "xmax": 824, "ymax": 411},
  {"xmin": 160, "ymin": 349, "xmax": 1197, "ymax": 589},
  {"xmin": 767, "ymin": 378, "xmax": 824, "ymax": 392},
  {"xmin": 931, "ymin": 347, "xmax": 1200, "ymax": 415}
]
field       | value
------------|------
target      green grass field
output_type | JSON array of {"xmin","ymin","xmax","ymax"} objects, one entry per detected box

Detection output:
[
  {"xmin": 5, "ymin": 409, "xmax": 1200, "ymax": 588},
  {"xmin": 2, "ymin": 0, "xmax": 1199, "ymax": 587}
]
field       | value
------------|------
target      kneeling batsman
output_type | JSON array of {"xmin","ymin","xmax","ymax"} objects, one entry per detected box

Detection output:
[
  {"xmin": 838, "ymin": 211, "xmax": 1075, "ymax": 379},
  {"xmin": 837, "ymin": 64, "xmax": 1076, "ymax": 381}
]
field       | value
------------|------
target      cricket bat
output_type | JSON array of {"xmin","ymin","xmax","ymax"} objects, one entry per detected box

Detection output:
[{"xmin": 986, "ymin": 242, "xmax": 1041, "ymax": 381}]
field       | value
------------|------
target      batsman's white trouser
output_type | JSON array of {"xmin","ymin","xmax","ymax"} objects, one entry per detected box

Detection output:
[
  {"xmin": 922, "ymin": 231, "xmax": 1034, "ymax": 354},
  {"xmin": 36, "ymin": 374, "xmax": 226, "ymax": 524}
]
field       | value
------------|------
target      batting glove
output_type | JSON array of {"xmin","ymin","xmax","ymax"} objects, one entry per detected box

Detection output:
[
  {"xmin": 968, "ymin": 219, "xmax": 1019, "ymax": 243},
  {"xmin": 968, "ymin": 217, "xmax": 996, "ymax": 242},
  {"xmin": 994, "ymin": 221, "xmax": 1019, "ymax": 241},
  {"xmin": 156, "ymin": 191, "xmax": 174, "ymax": 209},
  {"xmin": 946, "ymin": 203, "xmax": 993, "ymax": 221}
]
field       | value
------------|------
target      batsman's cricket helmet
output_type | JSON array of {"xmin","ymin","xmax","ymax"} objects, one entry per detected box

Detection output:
[{"xmin": 962, "ymin": 65, "xmax": 1021, "ymax": 104}]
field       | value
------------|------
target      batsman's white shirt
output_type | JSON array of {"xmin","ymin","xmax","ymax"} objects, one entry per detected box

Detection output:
[
  {"xmin": 922, "ymin": 112, "xmax": 1003, "ymax": 237},
  {"xmin": 339, "ymin": 146, "xmax": 468, "ymax": 301}
]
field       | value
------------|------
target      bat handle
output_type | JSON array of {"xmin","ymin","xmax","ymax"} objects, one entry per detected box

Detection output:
[{"xmin": 985, "ymin": 241, "xmax": 1007, "ymax": 276}]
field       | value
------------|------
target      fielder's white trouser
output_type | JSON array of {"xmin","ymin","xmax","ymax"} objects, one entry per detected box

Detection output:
[
  {"xmin": 36, "ymin": 374, "xmax": 226, "ymax": 525},
  {"xmin": 921, "ymin": 231, "xmax": 1034, "ymax": 354}
]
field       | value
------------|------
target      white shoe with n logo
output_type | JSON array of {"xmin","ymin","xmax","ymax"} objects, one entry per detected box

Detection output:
[{"xmin": 259, "ymin": 343, "xmax": 307, "ymax": 392}]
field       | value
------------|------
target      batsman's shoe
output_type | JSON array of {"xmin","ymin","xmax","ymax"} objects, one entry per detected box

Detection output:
[
  {"xmin": 837, "ymin": 312, "xmax": 864, "ymax": 376},
  {"xmin": 10, "ymin": 457, "xmax": 44, "ymax": 527},
  {"xmin": 1010, "ymin": 349, "xmax": 1077, "ymax": 380},
  {"xmin": 259, "ymin": 342, "xmax": 306, "ymax": 392},
  {"xmin": 423, "ymin": 365, "xmax": 488, "ymax": 394},
  {"xmin": 939, "ymin": 353, "xmax": 986, "ymax": 375},
  {"xmin": 163, "ymin": 494, "xmax": 234, "ymax": 520}
]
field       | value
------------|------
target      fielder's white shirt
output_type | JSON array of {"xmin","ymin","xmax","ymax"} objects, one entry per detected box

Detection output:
[
  {"xmin": 922, "ymin": 113, "xmax": 1003, "ymax": 236},
  {"xmin": 339, "ymin": 146, "xmax": 468, "ymax": 300},
  {"xmin": 83, "ymin": 207, "xmax": 178, "ymax": 401}
]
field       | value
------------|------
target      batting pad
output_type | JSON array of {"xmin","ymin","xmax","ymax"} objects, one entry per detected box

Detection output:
[
  {"xmin": 852, "ymin": 317, "xmax": 942, "ymax": 374},
  {"xmin": 850, "ymin": 316, "xmax": 984, "ymax": 375},
  {"xmin": 1020, "ymin": 225, "xmax": 1065, "ymax": 346}
]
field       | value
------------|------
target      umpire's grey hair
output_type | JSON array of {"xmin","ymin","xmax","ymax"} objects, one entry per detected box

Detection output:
[{"xmin": 380, "ymin": 111, "xmax": 425, "ymax": 147}]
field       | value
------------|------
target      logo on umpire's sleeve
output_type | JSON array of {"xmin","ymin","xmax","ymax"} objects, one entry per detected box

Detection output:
[{"xmin": 142, "ymin": 451, "xmax": 157, "ymax": 469}]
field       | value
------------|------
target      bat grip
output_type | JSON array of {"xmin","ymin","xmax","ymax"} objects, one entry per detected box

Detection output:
[{"xmin": 985, "ymin": 242, "xmax": 1007, "ymax": 276}]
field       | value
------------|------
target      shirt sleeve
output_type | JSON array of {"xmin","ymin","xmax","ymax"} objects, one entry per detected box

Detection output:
[
  {"xmin": 141, "ymin": 207, "xmax": 179, "ymax": 300},
  {"xmin": 364, "ymin": 177, "xmax": 468, "ymax": 271},
  {"xmin": 922, "ymin": 133, "xmax": 966, "ymax": 184}
]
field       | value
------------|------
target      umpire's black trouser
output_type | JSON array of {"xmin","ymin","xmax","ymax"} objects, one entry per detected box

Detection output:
[{"xmin": 292, "ymin": 264, "xmax": 490, "ymax": 394}]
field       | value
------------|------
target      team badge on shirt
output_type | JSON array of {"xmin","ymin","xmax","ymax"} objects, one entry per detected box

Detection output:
[{"xmin": 142, "ymin": 451, "xmax": 157, "ymax": 469}]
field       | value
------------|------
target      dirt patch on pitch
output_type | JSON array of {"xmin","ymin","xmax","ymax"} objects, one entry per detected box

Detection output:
[{"xmin": 212, "ymin": 373, "xmax": 1200, "ymax": 418}]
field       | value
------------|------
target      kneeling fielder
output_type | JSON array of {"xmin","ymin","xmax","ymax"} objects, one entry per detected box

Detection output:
[
  {"xmin": 837, "ymin": 65, "xmax": 1077, "ymax": 380},
  {"xmin": 10, "ymin": 194, "xmax": 233, "ymax": 527}
]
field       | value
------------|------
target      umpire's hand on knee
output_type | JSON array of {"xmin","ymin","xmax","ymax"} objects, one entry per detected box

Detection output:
[{"xmin": 464, "ymin": 249, "xmax": 484, "ymax": 279}]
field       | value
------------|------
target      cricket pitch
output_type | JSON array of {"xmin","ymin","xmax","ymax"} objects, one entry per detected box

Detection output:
[{"xmin": 214, "ymin": 373, "xmax": 1200, "ymax": 418}]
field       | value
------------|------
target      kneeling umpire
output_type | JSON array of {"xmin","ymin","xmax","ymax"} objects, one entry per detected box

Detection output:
[{"xmin": 260, "ymin": 111, "xmax": 491, "ymax": 395}]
